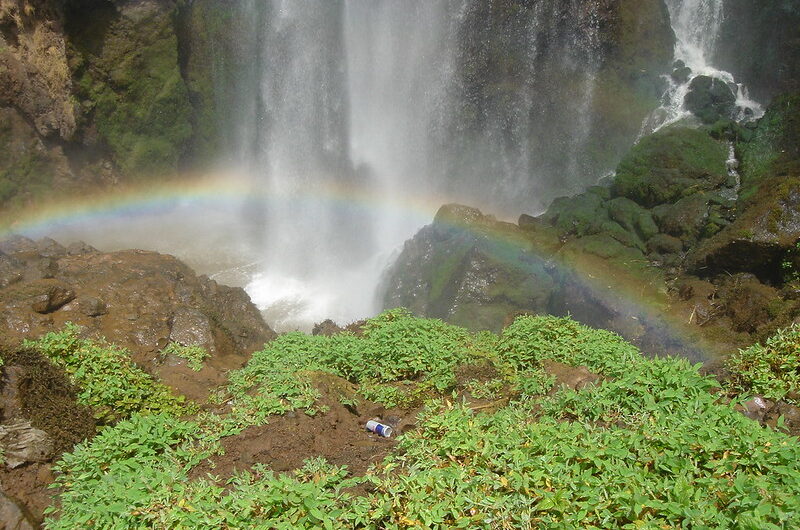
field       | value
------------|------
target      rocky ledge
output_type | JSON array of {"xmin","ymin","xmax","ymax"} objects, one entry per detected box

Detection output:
[{"xmin": 0, "ymin": 235, "xmax": 275, "ymax": 400}]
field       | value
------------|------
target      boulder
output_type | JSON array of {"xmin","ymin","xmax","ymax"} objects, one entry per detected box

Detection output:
[
  {"xmin": 543, "ymin": 191, "xmax": 609, "ymax": 236},
  {"xmin": 606, "ymin": 196, "xmax": 658, "ymax": 241},
  {"xmin": 0, "ymin": 420, "xmax": 55, "ymax": 468},
  {"xmin": 683, "ymin": 75, "xmax": 736, "ymax": 124},
  {"xmin": 647, "ymin": 233, "xmax": 684, "ymax": 255},
  {"xmin": 30, "ymin": 284, "xmax": 76, "ymax": 314},
  {"xmin": 0, "ymin": 238, "xmax": 276, "ymax": 375},
  {"xmin": 612, "ymin": 127, "xmax": 729, "ymax": 208},
  {"xmin": 383, "ymin": 204, "xmax": 556, "ymax": 332},
  {"xmin": 169, "ymin": 307, "xmax": 215, "ymax": 352},
  {"xmin": 657, "ymin": 193, "xmax": 710, "ymax": 243},
  {"xmin": 687, "ymin": 177, "xmax": 800, "ymax": 279}
]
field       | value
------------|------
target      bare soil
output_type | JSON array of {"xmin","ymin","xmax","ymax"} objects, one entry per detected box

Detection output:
[
  {"xmin": 0, "ymin": 347, "xmax": 96, "ymax": 525},
  {"xmin": 191, "ymin": 372, "xmax": 419, "ymax": 484}
]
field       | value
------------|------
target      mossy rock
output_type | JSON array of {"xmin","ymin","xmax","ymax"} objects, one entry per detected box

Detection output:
[
  {"xmin": 657, "ymin": 193, "xmax": 711, "ymax": 243},
  {"xmin": 688, "ymin": 176, "xmax": 800, "ymax": 280},
  {"xmin": 67, "ymin": 1, "xmax": 193, "ymax": 176},
  {"xmin": 738, "ymin": 92, "xmax": 800, "ymax": 200},
  {"xmin": 646, "ymin": 233, "xmax": 683, "ymax": 255},
  {"xmin": 612, "ymin": 127, "xmax": 729, "ymax": 207},
  {"xmin": 543, "ymin": 192, "xmax": 609, "ymax": 236},
  {"xmin": 683, "ymin": 76, "xmax": 736, "ymax": 125},
  {"xmin": 606, "ymin": 196, "xmax": 658, "ymax": 241}
]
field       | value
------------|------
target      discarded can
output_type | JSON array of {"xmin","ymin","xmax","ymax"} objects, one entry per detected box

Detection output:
[{"xmin": 365, "ymin": 420, "xmax": 393, "ymax": 438}]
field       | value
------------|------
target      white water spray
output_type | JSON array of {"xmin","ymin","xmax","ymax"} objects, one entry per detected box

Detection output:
[{"xmin": 647, "ymin": 0, "xmax": 763, "ymax": 133}]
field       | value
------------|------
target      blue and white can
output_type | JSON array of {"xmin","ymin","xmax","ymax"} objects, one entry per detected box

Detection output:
[{"xmin": 365, "ymin": 420, "xmax": 393, "ymax": 438}]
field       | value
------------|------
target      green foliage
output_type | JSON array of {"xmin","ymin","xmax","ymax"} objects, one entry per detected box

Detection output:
[
  {"xmin": 725, "ymin": 324, "xmax": 800, "ymax": 403},
  {"xmin": 497, "ymin": 314, "xmax": 641, "ymax": 376},
  {"xmin": 44, "ymin": 413, "xmax": 205, "ymax": 529},
  {"xmin": 161, "ymin": 342, "xmax": 209, "ymax": 372},
  {"xmin": 24, "ymin": 323, "xmax": 193, "ymax": 423},
  {"xmin": 225, "ymin": 308, "xmax": 487, "ymax": 416},
  {"xmin": 43, "ymin": 315, "xmax": 800, "ymax": 527}
]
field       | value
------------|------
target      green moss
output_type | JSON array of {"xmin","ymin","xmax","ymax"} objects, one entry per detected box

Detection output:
[
  {"xmin": 69, "ymin": 3, "xmax": 192, "ymax": 176},
  {"xmin": 739, "ymin": 92, "xmax": 800, "ymax": 201},
  {"xmin": 613, "ymin": 127, "xmax": 729, "ymax": 207}
]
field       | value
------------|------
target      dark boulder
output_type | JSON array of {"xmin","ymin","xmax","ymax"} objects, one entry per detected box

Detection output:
[{"xmin": 684, "ymin": 75, "xmax": 736, "ymax": 124}]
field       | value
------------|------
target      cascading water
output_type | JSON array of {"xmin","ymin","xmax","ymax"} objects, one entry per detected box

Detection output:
[
  {"xmin": 646, "ymin": 0, "xmax": 763, "ymax": 133},
  {"xmin": 233, "ymin": 0, "xmax": 612, "ymax": 330}
]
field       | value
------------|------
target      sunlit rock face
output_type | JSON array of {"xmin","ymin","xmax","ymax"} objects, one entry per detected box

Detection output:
[{"xmin": 0, "ymin": 235, "xmax": 275, "ymax": 365}]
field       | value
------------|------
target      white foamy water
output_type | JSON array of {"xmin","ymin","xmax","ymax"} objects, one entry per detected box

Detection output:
[{"xmin": 646, "ymin": 0, "xmax": 763, "ymax": 133}]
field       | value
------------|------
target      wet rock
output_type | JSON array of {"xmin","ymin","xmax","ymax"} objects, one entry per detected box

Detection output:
[
  {"xmin": 518, "ymin": 213, "xmax": 543, "ymax": 230},
  {"xmin": 647, "ymin": 233, "xmax": 684, "ymax": 255},
  {"xmin": 765, "ymin": 402, "xmax": 800, "ymax": 433},
  {"xmin": 0, "ymin": 492, "xmax": 37, "ymax": 530},
  {"xmin": 0, "ymin": 420, "xmax": 55, "ymax": 468},
  {"xmin": 79, "ymin": 297, "xmax": 107, "ymax": 317},
  {"xmin": 739, "ymin": 396, "xmax": 774, "ymax": 422},
  {"xmin": 30, "ymin": 285, "xmax": 76, "ymax": 314},
  {"xmin": 658, "ymin": 193, "xmax": 709, "ymax": 243},
  {"xmin": 606, "ymin": 196, "xmax": 658, "ymax": 241},
  {"xmin": 383, "ymin": 204, "xmax": 556, "ymax": 332},
  {"xmin": 543, "ymin": 191, "xmax": 608, "ymax": 236},
  {"xmin": 313, "ymin": 319, "xmax": 344, "ymax": 336},
  {"xmin": 716, "ymin": 274, "xmax": 783, "ymax": 334},
  {"xmin": 66, "ymin": 241, "xmax": 98, "ymax": 255},
  {"xmin": 0, "ymin": 238, "xmax": 274, "ymax": 362},
  {"xmin": 684, "ymin": 75, "xmax": 736, "ymax": 124},
  {"xmin": 0, "ymin": 237, "xmax": 37, "ymax": 256},
  {"xmin": 169, "ymin": 307, "xmax": 214, "ymax": 351},
  {"xmin": 671, "ymin": 59, "xmax": 691, "ymax": 84},
  {"xmin": 543, "ymin": 360, "xmax": 600, "ymax": 391},
  {"xmin": 688, "ymin": 177, "xmax": 800, "ymax": 279},
  {"xmin": 612, "ymin": 127, "xmax": 729, "ymax": 208},
  {"xmin": 34, "ymin": 238, "xmax": 66, "ymax": 258}
]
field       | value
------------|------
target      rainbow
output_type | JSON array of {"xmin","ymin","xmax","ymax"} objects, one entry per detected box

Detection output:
[{"xmin": 0, "ymin": 172, "xmax": 714, "ymax": 361}]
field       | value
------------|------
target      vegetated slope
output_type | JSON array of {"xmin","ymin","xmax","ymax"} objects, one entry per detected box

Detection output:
[{"xmin": 15, "ymin": 310, "xmax": 800, "ymax": 528}]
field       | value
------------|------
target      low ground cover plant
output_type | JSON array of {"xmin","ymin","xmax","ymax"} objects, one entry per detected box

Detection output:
[
  {"xmin": 725, "ymin": 323, "xmax": 800, "ymax": 404},
  {"xmin": 161, "ymin": 342, "xmax": 210, "ymax": 371},
  {"xmin": 41, "ymin": 313, "xmax": 800, "ymax": 528},
  {"xmin": 24, "ymin": 323, "xmax": 193, "ymax": 423}
]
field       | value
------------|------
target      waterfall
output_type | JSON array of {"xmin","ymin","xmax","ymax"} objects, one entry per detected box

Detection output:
[
  {"xmin": 229, "ymin": 1, "xmax": 638, "ymax": 330},
  {"xmin": 236, "ymin": 0, "xmax": 464, "ymax": 330},
  {"xmin": 646, "ymin": 0, "xmax": 763, "ymax": 133}
]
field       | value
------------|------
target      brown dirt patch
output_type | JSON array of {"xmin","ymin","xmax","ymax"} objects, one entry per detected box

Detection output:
[
  {"xmin": 0, "ymin": 348, "xmax": 97, "ymax": 453},
  {"xmin": 0, "ymin": 347, "xmax": 97, "ymax": 524},
  {"xmin": 191, "ymin": 372, "xmax": 418, "ymax": 484},
  {"xmin": 0, "ymin": 463, "xmax": 55, "ymax": 525},
  {"xmin": 542, "ymin": 359, "xmax": 601, "ymax": 392}
]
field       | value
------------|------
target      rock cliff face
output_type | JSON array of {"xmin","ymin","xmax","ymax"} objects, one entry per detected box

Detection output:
[
  {"xmin": 440, "ymin": 0, "xmax": 675, "ymax": 204},
  {"xmin": 715, "ymin": 0, "xmax": 800, "ymax": 102},
  {"xmin": 0, "ymin": 0, "xmax": 237, "ymax": 206},
  {"xmin": 383, "ymin": 92, "xmax": 800, "ymax": 358},
  {"xmin": 0, "ymin": 236, "xmax": 276, "ymax": 399}
]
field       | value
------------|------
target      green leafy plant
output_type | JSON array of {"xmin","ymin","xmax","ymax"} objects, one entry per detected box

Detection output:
[
  {"xmin": 725, "ymin": 323, "xmax": 800, "ymax": 403},
  {"xmin": 161, "ymin": 342, "xmax": 209, "ymax": 371},
  {"xmin": 24, "ymin": 323, "xmax": 193, "ymax": 423},
  {"xmin": 42, "ymin": 314, "xmax": 800, "ymax": 528}
]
